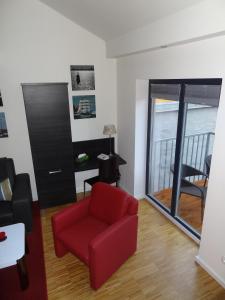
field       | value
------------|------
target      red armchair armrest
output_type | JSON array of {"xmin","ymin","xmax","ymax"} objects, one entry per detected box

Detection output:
[
  {"xmin": 52, "ymin": 197, "xmax": 90, "ymax": 257},
  {"xmin": 89, "ymin": 214, "xmax": 138, "ymax": 289}
]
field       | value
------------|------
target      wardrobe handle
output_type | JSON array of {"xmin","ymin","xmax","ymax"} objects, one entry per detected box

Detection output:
[{"xmin": 48, "ymin": 169, "xmax": 62, "ymax": 175}]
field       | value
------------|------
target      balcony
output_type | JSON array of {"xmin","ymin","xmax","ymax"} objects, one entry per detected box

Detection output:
[{"xmin": 148, "ymin": 131, "xmax": 214, "ymax": 233}]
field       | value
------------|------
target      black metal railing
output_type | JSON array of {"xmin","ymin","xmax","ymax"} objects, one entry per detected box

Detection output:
[{"xmin": 150, "ymin": 132, "xmax": 214, "ymax": 193}]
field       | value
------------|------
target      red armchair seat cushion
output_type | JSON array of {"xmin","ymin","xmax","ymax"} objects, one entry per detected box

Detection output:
[{"xmin": 57, "ymin": 215, "xmax": 108, "ymax": 265}]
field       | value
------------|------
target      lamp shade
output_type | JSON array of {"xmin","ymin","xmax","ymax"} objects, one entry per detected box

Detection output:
[{"xmin": 103, "ymin": 124, "xmax": 117, "ymax": 136}]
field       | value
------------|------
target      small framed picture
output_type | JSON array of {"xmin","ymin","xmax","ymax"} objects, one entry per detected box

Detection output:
[
  {"xmin": 0, "ymin": 90, "xmax": 3, "ymax": 106},
  {"xmin": 73, "ymin": 95, "xmax": 96, "ymax": 119},
  {"xmin": 0, "ymin": 112, "xmax": 8, "ymax": 138},
  {"xmin": 70, "ymin": 65, "xmax": 95, "ymax": 91}
]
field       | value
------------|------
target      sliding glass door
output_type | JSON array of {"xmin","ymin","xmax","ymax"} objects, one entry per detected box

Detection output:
[
  {"xmin": 146, "ymin": 79, "xmax": 222, "ymax": 238},
  {"xmin": 176, "ymin": 84, "xmax": 220, "ymax": 234},
  {"xmin": 146, "ymin": 84, "xmax": 180, "ymax": 212}
]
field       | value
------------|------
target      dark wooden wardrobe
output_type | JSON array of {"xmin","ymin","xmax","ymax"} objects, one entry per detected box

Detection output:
[{"xmin": 22, "ymin": 83, "xmax": 76, "ymax": 208}]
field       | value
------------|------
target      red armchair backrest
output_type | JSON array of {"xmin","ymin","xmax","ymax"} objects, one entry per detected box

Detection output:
[{"xmin": 89, "ymin": 182, "xmax": 138, "ymax": 225}]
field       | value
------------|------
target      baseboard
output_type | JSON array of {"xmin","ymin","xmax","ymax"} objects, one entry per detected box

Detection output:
[
  {"xmin": 195, "ymin": 255, "xmax": 225, "ymax": 289},
  {"xmin": 134, "ymin": 193, "xmax": 146, "ymax": 199},
  {"xmin": 146, "ymin": 197, "xmax": 200, "ymax": 244},
  {"xmin": 76, "ymin": 185, "xmax": 91, "ymax": 194},
  {"xmin": 76, "ymin": 182, "xmax": 118, "ymax": 194},
  {"xmin": 118, "ymin": 184, "xmax": 128, "ymax": 193},
  {"xmin": 77, "ymin": 182, "xmax": 138, "ymax": 198}
]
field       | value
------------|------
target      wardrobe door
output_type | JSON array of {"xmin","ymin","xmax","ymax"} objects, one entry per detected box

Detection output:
[{"xmin": 22, "ymin": 83, "xmax": 76, "ymax": 208}]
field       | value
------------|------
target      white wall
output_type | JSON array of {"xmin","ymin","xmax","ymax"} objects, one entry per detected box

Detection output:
[
  {"xmin": 107, "ymin": 0, "xmax": 225, "ymax": 58},
  {"xmin": 1, "ymin": 0, "xmax": 225, "ymax": 287},
  {"xmin": 114, "ymin": 0, "xmax": 225, "ymax": 288},
  {"xmin": 116, "ymin": 35, "xmax": 225, "ymax": 287},
  {"xmin": 134, "ymin": 80, "xmax": 148, "ymax": 198},
  {"xmin": 0, "ymin": 0, "xmax": 117, "ymax": 197}
]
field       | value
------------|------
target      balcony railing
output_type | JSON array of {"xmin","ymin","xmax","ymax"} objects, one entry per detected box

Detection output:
[{"xmin": 150, "ymin": 132, "xmax": 214, "ymax": 193}]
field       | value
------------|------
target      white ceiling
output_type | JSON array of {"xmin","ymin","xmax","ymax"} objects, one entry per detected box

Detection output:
[{"xmin": 40, "ymin": 0, "xmax": 204, "ymax": 41}]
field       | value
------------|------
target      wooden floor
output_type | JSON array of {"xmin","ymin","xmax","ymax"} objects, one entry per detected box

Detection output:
[{"xmin": 41, "ymin": 197, "xmax": 225, "ymax": 300}]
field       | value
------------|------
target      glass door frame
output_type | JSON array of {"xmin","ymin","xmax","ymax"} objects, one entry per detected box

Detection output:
[{"xmin": 146, "ymin": 78, "xmax": 222, "ymax": 239}]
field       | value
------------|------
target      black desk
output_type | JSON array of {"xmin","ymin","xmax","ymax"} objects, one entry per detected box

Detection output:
[
  {"xmin": 74, "ymin": 154, "xmax": 126, "ymax": 172},
  {"xmin": 73, "ymin": 138, "xmax": 126, "ymax": 172}
]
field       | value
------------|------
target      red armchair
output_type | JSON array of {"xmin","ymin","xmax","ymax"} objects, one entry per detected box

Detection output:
[{"xmin": 52, "ymin": 182, "xmax": 138, "ymax": 289}]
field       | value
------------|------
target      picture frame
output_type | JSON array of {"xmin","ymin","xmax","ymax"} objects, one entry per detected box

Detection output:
[
  {"xmin": 70, "ymin": 65, "xmax": 95, "ymax": 91},
  {"xmin": 0, "ymin": 90, "xmax": 3, "ymax": 107},
  {"xmin": 0, "ymin": 112, "xmax": 8, "ymax": 138},
  {"xmin": 73, "ymin": 95, "xmax": 96, "ymax": 119}
]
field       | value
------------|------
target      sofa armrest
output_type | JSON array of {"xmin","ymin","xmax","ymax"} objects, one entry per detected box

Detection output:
[
  {"xmin": 5, "ymin": 158, "xmax": 16, "ymax": 187},
  {"xmin": 12, "ymin": 173, "xmax": 33, "ymax": 232},
  {"xmin": 12, "ymin": 174, "xmax": 32, "ymax": 200},
  {"xmin": 52, "ymin": 196, "xmax": 90, "ymax": 234},
  {"xmin": 89, "ymin": 214, "xmax": 138, "ymax": 289}
]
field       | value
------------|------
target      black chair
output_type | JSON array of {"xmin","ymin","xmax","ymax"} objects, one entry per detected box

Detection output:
[
  {"xmin": 171, "ymin": 164, "xmax": 208, "ymax": 221},
  {"xmin": 205, "ymin": 154, "xmax": 212, "ymax": 178},
  {"xmin": 0, "ymin": 158, "xmax": 33, "ymax": 232},
  {"xmin": 83, "ymin": 155, "xmax": 120, "ymax": 196}
]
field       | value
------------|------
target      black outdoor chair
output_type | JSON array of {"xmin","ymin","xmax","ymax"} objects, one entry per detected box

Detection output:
[
  {"xmin": 205, "ymin": 154, "xmax": 212, "ymax": 178},
  {"xmin": 83, "ymin": 155, "xmax": 120, "ymax": 196},
  {"xmin": 171, "ymin": 164, "xmax": 208, "ymax": 221}
]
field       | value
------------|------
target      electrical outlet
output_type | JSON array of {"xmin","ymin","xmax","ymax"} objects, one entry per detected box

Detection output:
[{"xmin": 221, "ymin": 256, "xmax": 225, "ymax": 264}]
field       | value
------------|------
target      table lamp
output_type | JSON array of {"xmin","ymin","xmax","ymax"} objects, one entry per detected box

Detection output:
[{"xmin": 103, "ymin": 124, "xmax": 117, "ymax": 155}]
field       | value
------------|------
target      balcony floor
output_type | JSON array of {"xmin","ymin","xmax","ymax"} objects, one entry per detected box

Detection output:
[{"xmin": 154, "ymin": 181, "xmax": 206, "ymax": 233}]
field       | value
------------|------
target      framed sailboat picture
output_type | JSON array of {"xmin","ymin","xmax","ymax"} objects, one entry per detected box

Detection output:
[{"xmin": 73, "ymin": 95, "xmax": 96, "ymax": 119}]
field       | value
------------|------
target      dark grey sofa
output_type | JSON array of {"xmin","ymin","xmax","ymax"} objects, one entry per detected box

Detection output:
[{"xmin": 0, "ymin": 158, "xmax": 33, "ymax": 232}]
